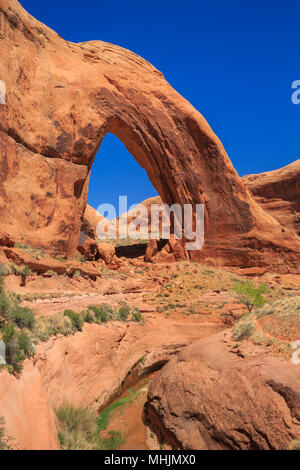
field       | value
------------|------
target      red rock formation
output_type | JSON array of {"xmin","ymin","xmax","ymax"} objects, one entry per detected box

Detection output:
[
  {"xmin": 81, "ymin": 204, "xmax": 106, "ymax": 240},
  {"xmin": 242, "ymin": 159, "xmax": 300, "ymax": 237},
  {"xmin": 0, "ymin": 364, "xmax": 59, "ymax": 450},
  {"xmin": 0, "ymin": 1, "xmax": 299, "ymax": 271},
  {"xmin": 145, "ymin": 331, "xmax": 300, "ymax": 450}
]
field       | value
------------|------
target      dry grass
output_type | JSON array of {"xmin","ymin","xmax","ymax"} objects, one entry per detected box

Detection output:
[
  {"xmin": 233, "ymin": 295, "xmax": 300, "ymax": 355},
  {"xmin": 146, "ymin": 262, "xmax": 243, "ymax": 313}
]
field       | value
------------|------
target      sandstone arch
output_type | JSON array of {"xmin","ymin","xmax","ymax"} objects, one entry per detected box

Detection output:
[{"xmin": 0, "ymin": 0, "xmax": 299, "ymax": 271}]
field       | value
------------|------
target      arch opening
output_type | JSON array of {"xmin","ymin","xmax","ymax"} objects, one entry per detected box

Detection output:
[{"xmin": 82, "ymin": 132, "xmax": 165, "ymax": 260}]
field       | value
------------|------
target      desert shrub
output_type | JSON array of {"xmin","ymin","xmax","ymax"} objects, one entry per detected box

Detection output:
[
  {"xmin": 7, "ymin": 264, "xmax": 21, "ymax": 276},
  {"xmin": 72, "ymin": 269, "xmax": 81, "ymax": 278},
  {"xmin": 64, "ymin": 310, "xmax": 84, "ymax": 331},
  {"xmin": 233, "ymin": 281, "xmax": 270, "ymax": 313},
  {"xmin": 88, "ymin": 304, "xmax": 111, "ymax": 323},
  {"xmin": 15, "ymin": 243, "xmax": 44, "ymax": 260},
  {"xmin": 118, "ymin": 302, "xmax": 130, "ymax": 322},
  {"xmin": 2, "ymin": 323, "xmax": 35, "ymax": 373},
  {"xmin": 72, "ymin": 252, "xmax": 88, "ymax": 264},
  {"xmin": 0, "ymin": 417, "xmax": 11, "ymax": 450},
  {"xmin": 233, "ymin": 320, "xmax": 256, "ymax": 341},
  {"xmin": 0, "ymin": 281, "xmax": 35, "ymax": 329},
  {"xmin": 82, "ymin": 310, "xmax": 95, "ymax": 324},
  {"xmin": 33, "ymin": 314, "xmax": 74, "ymax": 342},
  {"xmin": 8, "ymin": 305, "xmax": 35, "ymax": 329},
  {"xmin": 56, "ymin": 405, "xmax": 124, "ymax": 450},
  {"xmin": 131, "ymin": 308, "xmax": 143, "ymax": 323},
  {"xmin": 0, "ymin": 289, "xmax": 11, "ymax": 319}
]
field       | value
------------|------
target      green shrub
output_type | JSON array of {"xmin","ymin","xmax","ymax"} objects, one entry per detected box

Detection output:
[
  {"xmin": 9, "ymin": 305, "xmax": 35, "ymax": 329},
  {"xmin": 233, "ymin": 281, "xmax": 270, "ymax": 313},
  {"xmin": 2, "ymin": 323, "xmax": 35, "ymax": 373},
  {"xmin": 64, "ymin": 310, "xmax": 84, "ymax": 331},
  {"xmin": 88, "ymin": 304, "xmax": 110, "ymax": 323},
  {"xmin": 118, "ymin": 302, "xmax": 130, "ymax": 322},
  {"xmin": 0, "ymin": 289, "xmax": 11, "ymax": 318},
  {"xmin": 131, "ymin": 308, "xmax": 143, "ymax": 323}
]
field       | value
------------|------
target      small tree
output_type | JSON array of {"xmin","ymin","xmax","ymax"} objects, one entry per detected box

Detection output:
[{"xmin": 233, "ymin": 281, "xmax": 270, "ymax": 313}]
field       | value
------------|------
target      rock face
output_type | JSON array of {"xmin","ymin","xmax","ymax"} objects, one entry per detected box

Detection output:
[
  {"xmin": 0, "ymin": 364, "xmax": 59, "ymax": 450},
  {"xmin": 242, "ymin": 160, "xmax": 300, "ymax": 237},
  {"xmin": 81, "ymin": 204, "xmax": 106, "ymax": 241},
  {"xmin": 145, "ymin": 331, "xmax": 300, "ymax": 450},
  {"xmin": 0, "ymin": 0, "xmax": 299, "ymax": 271}
]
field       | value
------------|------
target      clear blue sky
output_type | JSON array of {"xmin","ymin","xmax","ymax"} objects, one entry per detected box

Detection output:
[{"xmin": 20, "ymin": 0, "xmax": 299, "ymax": 212}]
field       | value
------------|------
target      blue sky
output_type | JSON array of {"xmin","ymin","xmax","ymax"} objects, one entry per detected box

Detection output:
[{"xmin": 20, "ymin": 0, "xmax": 299, "ymax": 212}]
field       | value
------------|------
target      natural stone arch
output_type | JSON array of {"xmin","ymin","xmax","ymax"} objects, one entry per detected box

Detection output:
[{"xmin": 0, "ymin": 0, "xmax": 299, "ymax": 270}]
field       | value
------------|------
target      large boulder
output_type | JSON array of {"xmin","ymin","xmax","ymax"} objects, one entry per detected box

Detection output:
[
  {"xmin": 145, "ymin": 331, "xmax": 300, "ymax": 450},
  {"xmin": 97, "ymin": 242, "xmax": 115, "ymax": 265},
  {"xmin": 78, "ymin": 237, "xmax": 100, "ymax": 261}
]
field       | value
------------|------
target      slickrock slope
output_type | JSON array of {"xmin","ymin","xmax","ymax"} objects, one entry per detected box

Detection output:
[
  {"xmin": 145, "ymin": 331, "xmax": 300, "ymax": 450},
  {"xmin": 0, "ymin": 364, "xmax": 59, "ymax": 450},
  {"xmin": 0, "ymin": 0, "xmax": 299, "ymax": 270},
  {"xmin": 242, "ymin": 160, "xmax": 300, "ymax": 237}
]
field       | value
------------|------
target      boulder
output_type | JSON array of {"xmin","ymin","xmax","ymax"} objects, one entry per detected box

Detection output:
[
  {"xmin": 145, "ymin": 331, "xmax": 300, "ymax": 450},
  {"xmin": 78, "ymin": 237, "xmax": 99, "ymax": 261},
  {"xmin": 145, "ymin": 239, "xmax": 158, "ymax": 262},
  {"xmin": 97, "ymin": 242, "xmax": 115, "ymax": 265}
]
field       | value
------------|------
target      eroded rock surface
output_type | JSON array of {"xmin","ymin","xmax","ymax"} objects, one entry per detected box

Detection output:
[
  {"xmin": 145, "ymin": 331, "xmax": 300, "ymax": 450},
  {"xmin": 0, "ymin": 1, "xmax": 299, "ymax": 271},
  {"xmin": 242, "ymin": 159, "xmax": 300, "ymax": 237},
  {"xmin": 0, "ymin": 364, "xmax": 59, "ymax": 450}
]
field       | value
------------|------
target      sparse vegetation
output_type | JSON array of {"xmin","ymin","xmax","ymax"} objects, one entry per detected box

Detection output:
[
  {"xmin": 2, "ymin": 323, "xmax": 34, "ymax": 373},
  {"xmin": 0, "ymin": 417, "xmax": 12, "ymax": 450},
  {"xmin": 64, "ymin": 310, "xmax": 84, "ymax": 332},
  {"xmin": 15, "ymin": 243, "xmax": 44, "ymax": 260},
  {"xmin": 146, "ymin": 262, "xmax": 249, "ymax": 314},
  {"xmin": 233, "ymin": 295, "xmax": 300, "ymax": 353},
  {"xmin": 56, "ymin": 405, "xmax": 124, "ymax": 450},
  {"xmin": 97, "ymin": 387, "xmax": 140, "ymax": 432},
  {"xmin": 0, "ymin": 265, "xmax": 144, "ymax": 373},
  {"xmin": 87, "ymin": 302, "xmax": 144, "ymax": 324},
  {"xmin": 72, "ymin": 269, "xmax": 81, "ymax": 278},
  {"xmin": 45, "ymin": 270, "xmax": 57, "ymax": 277}
]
